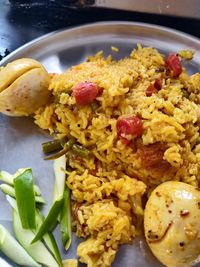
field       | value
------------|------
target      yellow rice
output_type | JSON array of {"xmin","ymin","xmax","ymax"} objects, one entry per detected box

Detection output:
[{"xmin": 34, "ymin": 45, "xmax": 200, "ymax": 267}]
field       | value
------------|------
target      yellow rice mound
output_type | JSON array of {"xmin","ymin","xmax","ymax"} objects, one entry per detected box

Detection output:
[{"xmin": 34, "ymin": 45, "xmax": 200, "ymax": 267}]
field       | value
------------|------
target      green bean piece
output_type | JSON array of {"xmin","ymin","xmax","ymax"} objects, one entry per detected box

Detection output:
[
  {"xmin": 72, "ymin": 144, "xmax": 91, "ymax": 158},
  {"xmin": 44, "ymin": 139, "xmax": 76, "ymax": 161},
  {"xmin": 42, "ymin": 140, "xmax": 63, "ymax": 154}
]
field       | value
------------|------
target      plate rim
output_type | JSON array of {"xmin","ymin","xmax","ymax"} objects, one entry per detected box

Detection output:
[{"xmin": 1, "ymin": 20, "xmax": 200, "ymax": 65}]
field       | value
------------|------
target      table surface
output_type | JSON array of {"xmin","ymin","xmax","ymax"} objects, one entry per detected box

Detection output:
[{"xmin": 0, "ymin": 0, "xmax": 200, "ymax": 61}]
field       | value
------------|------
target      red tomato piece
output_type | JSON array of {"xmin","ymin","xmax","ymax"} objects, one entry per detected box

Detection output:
[
  {"xmin": 146, "ymin": 79, "xmax": 162, "ymax": 97},
  {"xmin": 73, "ymin": 82, "xmax": 99, "ymax": 105},
  {"xmin": 165, "ymin": 53, "xmax": 182, "ymax": 78},
  {"xmin": 146, "ymin": 84, "xmax": 157, "ymax": 97},
  {"xmin": 154, "ymin": 79, "xmax": 162, "ymax": 90},
  {"xmin": 117, "ymin": 116, "xmax": 143, "ymax": 141}
]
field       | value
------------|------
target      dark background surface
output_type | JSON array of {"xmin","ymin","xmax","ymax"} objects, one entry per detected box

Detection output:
[{"xmin": 0, "ymin": 0, "xmax": 200, "ymax": 60}]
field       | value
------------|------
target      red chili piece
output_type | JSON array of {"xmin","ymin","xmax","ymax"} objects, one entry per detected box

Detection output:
[
  {"xmin": 165, "ymin": 53, "xmax": 182, "ymax": 78},
  {"xmin": 73, "ymin": 82, "xmax": 99, "ymax": 105},
  {"xmin": 117, "ymin": 116, "xmax": 143, "ymax": 141}
]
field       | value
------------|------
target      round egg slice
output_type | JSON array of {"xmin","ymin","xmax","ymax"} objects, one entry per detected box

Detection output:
[{"xmin": 144, "ymin": 181, "xmax": 200, "ymax": 267}]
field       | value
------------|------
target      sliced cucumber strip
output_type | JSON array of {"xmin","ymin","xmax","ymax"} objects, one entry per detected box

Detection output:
[
  {"xmin": 13, "ymin": 209, "xmax": 60, "ymax": 267},
  {"xmin": 0, "ymin": 224, "xmax": 41, "ymax": 267}
]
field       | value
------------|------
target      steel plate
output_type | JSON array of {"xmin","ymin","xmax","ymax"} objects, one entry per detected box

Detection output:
[{"xmin": 0, "ymin": 21, "xmax": 200, "ymax": 267}]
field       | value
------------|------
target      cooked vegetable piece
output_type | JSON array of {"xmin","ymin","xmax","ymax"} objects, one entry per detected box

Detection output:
[
  {"xmin": 44, "ymin": 139, "xmax": 75, "ymax": 160},
  {"xmin": 14, "ymin": 168, "xmax": 36, "ymax": 229},
  {"xmin": 0, "ymin": 224, "xmax": 41, "ymax": 267},
  {"xmin": 166, "ymin": 53, "xmax": 182, "ymax": 78},
  {"xmin": 72, "ymin": 82, "xmax": 99, "ymax": 105},
  {"xmin": 146, "ymin": 84, "xmax": 157, "ymax": 97},
  {"xmin": 146, "ymin": 79, "xmax": 162, "ymax": 97},
  {"xmin": 12, "ymin": 208, "xmax": 60, "ymax": 267},
  {"xmin": 116, "ymin": 116, "xmax": 143, "ymax": 141},
  {"xmin": 60, "ymin": 187, "xmax": 71, "ymax": 250},
  {"xmin": 72, "ymin": 144, "xmax": 91, "ymax": 158},
  {"xmin": 42, "ymin": 140, "xmax": 63, "ymax": 154},
  {"xmin": 0, "ymin": 184, "xmax": 45, "ymax": 204},
  {"xmin": 154, "ymin": 79, "xmax": 162, "ymax": 90}
]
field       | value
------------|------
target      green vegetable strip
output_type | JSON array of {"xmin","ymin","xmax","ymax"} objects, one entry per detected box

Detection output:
[
  {"xmin": 0, "ymin": 170, "xmax": 14, "ymax": 184},
  {"xmin": 42, "ymin": 140, "xmax": 63, "ymax": 154},
  {"xmin": 12, "ymin": 209, "xmax": 59, "ymax": 267},
  {"xmin": 14, "ymin": 168, "xmax": 42, "ymax": 196},
  {"xmin": 53, "ymin": 155, "xmax": 66, "ymax": 202},
  {"xmin": 32, "ymin": 155, "xmax": 67, "ymax": 243},
  {"xmin": 72, "ymin": 144, "xmax": 91, "ymax": 158},
  {"xmin": 0, "ymin": 184, "xmax": 45, "ymax": 204},
  {"xmin": 0, "ymin": 184, "xmax": 15, "ymax": 197},
  {"xmin": 14, "ymin": 169, "xmax": 36, "ymax": 229},
  {"xmin": 0, "ymin": 224, "xmax": 41, "ymax": 267},
  {"xmin": 31, "ymin": 196, "xmax": 64, "ymax": 243},
  {"xmin": 60, "ymin": 187, "xmax": 71, "ymax": 250},
  {"xmin": 6, "ymin": 196, "xmax": 62, "ymax": 267},
  {"xmin": 0, "ymin": 169, "xmax": 41, "ymax": 196},
  {"xmin": 44, "ymin": 139, "xmax": 75, "ymax": 160}
]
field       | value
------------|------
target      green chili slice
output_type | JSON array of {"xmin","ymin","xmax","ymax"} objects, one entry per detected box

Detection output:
[{"xmin": 14, "ymin": 168, "xmax": 36, "ymax": 229}]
